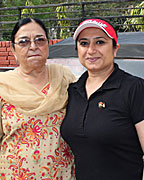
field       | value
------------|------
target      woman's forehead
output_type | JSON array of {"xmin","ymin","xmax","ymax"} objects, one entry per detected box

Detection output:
[{"xmin": 16, "ymin": 22, "xmax": 45, "ymax": 37}]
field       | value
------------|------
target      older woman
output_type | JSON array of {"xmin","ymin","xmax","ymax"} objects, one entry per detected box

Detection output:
[
  {"xmin": 61, "ymin": 18, "xmax": 144, "ymax": 180},
  {"xmin": 0, "ymin": 18, "xmax": 75, "ymax": 179}
]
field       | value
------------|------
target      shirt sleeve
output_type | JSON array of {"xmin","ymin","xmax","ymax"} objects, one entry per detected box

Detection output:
[{"xmin": 129, "ymin": 78, "xmax": 144, "ymax": 124}]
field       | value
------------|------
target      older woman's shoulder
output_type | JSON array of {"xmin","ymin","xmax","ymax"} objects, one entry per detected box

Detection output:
[
  {"xmin": 47, "ymin": 63, "xmax": 69, "ymax": 72},
  {"xmin": 0, "ymin": 69, "xmax": 17, "ymax": 79},
  {"xmin": 47, "ymin": 63, "xmax": 76, "ymax": 83}
]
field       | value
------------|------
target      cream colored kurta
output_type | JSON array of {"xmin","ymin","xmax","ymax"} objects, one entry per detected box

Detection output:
[{"xmin": 0, "ymin": 64, "xmax": 76, "ymax": 179}]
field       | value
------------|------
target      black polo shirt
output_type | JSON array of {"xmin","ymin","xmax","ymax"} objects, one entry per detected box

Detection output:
[{"xmin": 61, "ymin": 63, "xmax": 144, "ymax": 180}]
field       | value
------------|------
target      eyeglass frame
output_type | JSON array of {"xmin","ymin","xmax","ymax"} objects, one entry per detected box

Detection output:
[{"xmin": 13, "ymin": 37, "xmax": 49, "ymax": 48}]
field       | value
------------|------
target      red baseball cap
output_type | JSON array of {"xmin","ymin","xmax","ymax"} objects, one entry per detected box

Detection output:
[{"xmin": 73, "ymin": 18, "xmax": 118, "ymax": 44}]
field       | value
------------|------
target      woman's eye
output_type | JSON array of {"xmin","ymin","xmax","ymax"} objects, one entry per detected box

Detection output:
[
  {"xmin": 20, "ymin": 39, "xmax": 28, "ymax": 43},
  {"xmin": 96, "ymin": 40, "xmax": 104, "ymax": 45},
  {"xmin": 19, "ymin": 39, "xmax": 29, "ymax": 45},
  {"xmin": 79, "ymin": 41, "xmax": 88, "ymax": 46},
  {"xmin": 35, "ymin": 37, "xmax": 45, "ymax": 42}
]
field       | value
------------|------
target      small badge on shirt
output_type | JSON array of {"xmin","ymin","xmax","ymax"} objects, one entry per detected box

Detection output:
[{"xmin": 98, "ymin": 101, "xmax": 106, "ymax": 108}]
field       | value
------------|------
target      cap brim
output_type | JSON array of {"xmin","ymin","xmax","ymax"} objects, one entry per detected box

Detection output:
[{"xmin": 73, "ymin": 23, "xmax": 113, "ymax": 41}]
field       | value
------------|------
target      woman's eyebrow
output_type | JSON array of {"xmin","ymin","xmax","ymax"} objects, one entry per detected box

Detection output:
[
  {"xmin": 17, "ymin": 34, "xmax": 45, "ymax": 39},
  {"xmin": 17, "ymin": 36, "xmax": 29, "ymax": 39},
  {"xmin": 35, "ymin": 34, "xmax": 45, "ymax": 37},
  {"xmin": 78, "ymin": 36, "xmax": 106, "ymax": 41},
  {"xmin": 78, "ymin": 38, "xmax": 88, "ymax": 41}
]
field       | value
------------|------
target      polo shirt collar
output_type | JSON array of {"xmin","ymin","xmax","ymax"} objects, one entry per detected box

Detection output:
[{"xmin": 73, "ymin": 63, "xmax": 125, "ymax": 91}]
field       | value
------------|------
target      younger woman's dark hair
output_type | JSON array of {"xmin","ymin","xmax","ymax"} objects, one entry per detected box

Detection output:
[
  {"xmin": 11, "ymin": 18, "xmax": 48, "ymax": 48},
  {"xmin": 75, "ymin": 17, "xmax": 118, "ymax": 50}
]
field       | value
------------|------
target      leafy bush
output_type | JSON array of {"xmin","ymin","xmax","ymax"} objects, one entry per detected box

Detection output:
[{"xmin": 124, "ymin": 1, "xmax": 144, "ymax": 31}]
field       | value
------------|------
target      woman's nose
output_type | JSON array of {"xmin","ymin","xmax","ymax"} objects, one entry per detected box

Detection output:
[
  {"xmin": 87, "ymin": 43, "xmax": 96, "ymax": 54},
  {"xmin": 29, "ymin": 41, "xmax": 37, "ymax": 49}
]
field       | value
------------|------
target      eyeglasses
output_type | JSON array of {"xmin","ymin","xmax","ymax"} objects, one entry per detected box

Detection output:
[{"xmin": 14, "ymin": 37, "xmax": 48, "ymax": 48}]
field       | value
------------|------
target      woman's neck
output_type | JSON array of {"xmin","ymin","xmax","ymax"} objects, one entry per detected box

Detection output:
[
  {"xmin": 86, "ymin": 65, "xmax": 114, "ymax": 99},
  {"xmin": 16, "ymin": 65, "xmax": 49, "ymax": 90}
]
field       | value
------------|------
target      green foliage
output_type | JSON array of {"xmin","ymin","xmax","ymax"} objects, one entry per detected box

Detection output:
[
  {"xmin": 56, "ymin": 5, "xmax": 71, "ymax": 39},
  {"xmin": 0, "ymin": 0, "xmax": 143, "ymax": 40},
  {"xmin": 3, "ymin": 0, "xmax": 25, "ymax": 7},
  {"xmin": 21, "ymin": 0, "xmax": 35, "ymax": 18},
  {"xmin": 124, "ymin": 1, "xmax": 144, "ymax": 31}
]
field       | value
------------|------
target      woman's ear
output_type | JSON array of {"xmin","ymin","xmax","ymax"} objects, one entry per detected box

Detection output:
[
  {"xmin": 10, "ymin": 42, "xmax": 18, "ymax": 63},
  {"xmin": 10, "ymin": 42, "xmax": 15, "ymax": 53},
  {"xmin": 114, "ymin": 44, "xmax": 120, "ymax": 57}
]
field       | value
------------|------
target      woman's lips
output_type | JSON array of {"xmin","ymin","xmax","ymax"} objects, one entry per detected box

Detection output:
[
  {"xmin": 28, "ymin": 54, "xmax": 40, "ymax": 57},
  {"xmin": 86, "ymin": 57, "xmax": 100, "ymax": 62}
]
